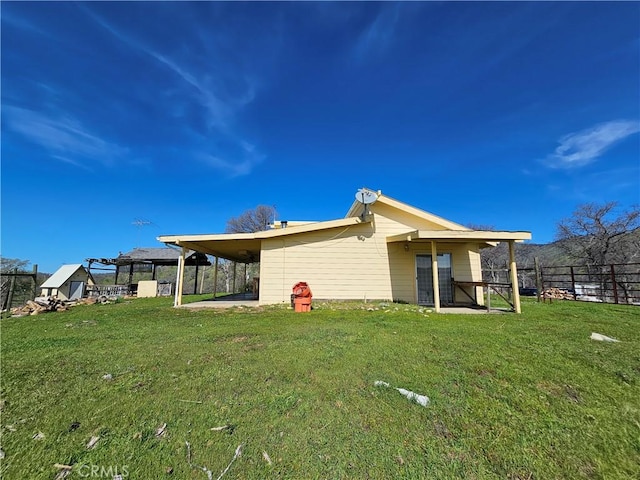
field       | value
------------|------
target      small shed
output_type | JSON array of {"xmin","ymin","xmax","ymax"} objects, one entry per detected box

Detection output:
[{"xmin": 40, "ymin": 264, "xmax": 95, "ymax": 300}]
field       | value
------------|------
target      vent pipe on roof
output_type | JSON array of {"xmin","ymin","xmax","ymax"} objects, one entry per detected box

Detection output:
[{"xmin": 281, "ymin": 221, "xmax": 288, "ymax": 228}]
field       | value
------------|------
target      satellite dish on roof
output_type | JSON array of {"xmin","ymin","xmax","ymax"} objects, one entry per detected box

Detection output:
[
  {"xmin": 355, "ymin": 188, "xmax": 378, "ymax": 205},
  {"xmin": 355, "ymin": 188, "xmax": 378, "ymax": 220}
]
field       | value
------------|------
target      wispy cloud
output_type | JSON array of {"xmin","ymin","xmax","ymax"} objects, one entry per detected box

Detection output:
[
  {"xmin": 353, "ymin": 4, "xmax": 402, "ymax": 62},
  {"xmin": 1, "ymin": 9, "xmax": 50, "ymax": 37},
  {"xmin": 3, "ymin": 105, "xmax": 127, "ymax": 168},
  {"xmin": 198, "ymin": 154, "xmax": 261, "ymax": 178},
  {"xmin": 81, "ymin": 5, "xmax": 261, "ymax": 175},
  {"xmin": 543, "ymin": 120, "xmax": 640, "ymax": 169},
  {"xmin": 194, "ymin": 139, "xmax": 265, "ymax": 178}
]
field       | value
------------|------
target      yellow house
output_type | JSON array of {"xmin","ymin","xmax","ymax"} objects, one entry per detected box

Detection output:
[{"xmin": 158, "ymin": 189, "xmax": 531, "ymax": 312}]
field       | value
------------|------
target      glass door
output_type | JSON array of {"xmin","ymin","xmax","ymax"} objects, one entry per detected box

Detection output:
[{"xmin": 416, "ymin": 253, "xmax": 453, "ymax": 305}]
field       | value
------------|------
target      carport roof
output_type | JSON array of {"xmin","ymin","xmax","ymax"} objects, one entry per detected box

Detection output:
[{"xmin": 158, "ymin": 216, "xmax": 371, "ymax": 263}]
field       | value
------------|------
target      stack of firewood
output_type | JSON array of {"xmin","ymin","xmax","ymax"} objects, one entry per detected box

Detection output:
[
  {"xmin": 10, "ymin": 297, "xmax": 69, "ymax": 316},
  {"xmin": 542, "ymin": 288, "xmax": 574, "ymax": 300}
]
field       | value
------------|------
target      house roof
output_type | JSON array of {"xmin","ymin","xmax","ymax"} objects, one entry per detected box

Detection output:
[
  {"xmin": 346, "ymin": 189, "xmax": 469, "ymax": 231},
  {"xmin": 157, "ymin": 188, "xmax": 531, "ymax": 262},
  {"xmin": 158, "ymin": 216, "xmax": 370, "ymax": 263},
  {"xmin": 40, "ymin": 264, "xmax": 87, "ymax": 288}
]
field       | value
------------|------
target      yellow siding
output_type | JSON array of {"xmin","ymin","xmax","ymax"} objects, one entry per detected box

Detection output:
[
  {"xmin": 368, "ymin": 202, "xmax": 453, "ymax": 231},
  {"xmin": 259, "ymin": 206, "xmax": 484, "ymax": 305},
  {"xmin": 259, "ymin": 222, "xmax": 393, "ymax": 304}
]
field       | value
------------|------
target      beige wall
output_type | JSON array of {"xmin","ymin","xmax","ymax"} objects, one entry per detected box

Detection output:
[
  {"xmin": 258, "ymin": 204, "xmax": 483, "ymax": 305},
  {"xmin": 137, "ymin": 280, "xmax": 158, "ymax": 298}
]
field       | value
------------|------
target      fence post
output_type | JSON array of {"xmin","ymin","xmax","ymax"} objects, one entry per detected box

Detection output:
[
  {"xmin": 7, "ymin": 268, "xmax": 17, "ymax": 310},
  {"xmin": 570, "ymin": 266, "xmax": 577, "ymax": 300},
  {"xmin": 534, "ymin": 257, "xmax": 542, "ymax": 303},
  {"xmin": 32, "ymin": 264, "xmax": 38, "ymax": 300},
  {"xmin": 610, "ymin": 264, "xmax": 619, "ymax": 304}
]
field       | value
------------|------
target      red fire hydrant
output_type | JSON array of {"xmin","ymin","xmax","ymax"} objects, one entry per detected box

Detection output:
[{"xmin": 292, "ymin": 282, "xmax": 312, "ymax": 312}]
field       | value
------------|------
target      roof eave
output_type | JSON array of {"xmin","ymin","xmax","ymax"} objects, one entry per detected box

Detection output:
[{"xmin": 386, "ymin": 230, "xmax": 532, "ymax": 243}]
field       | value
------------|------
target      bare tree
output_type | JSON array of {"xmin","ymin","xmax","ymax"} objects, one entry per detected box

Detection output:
[
  {"xmin": 225, "ymin": 205, "xmax": 276, "ymax": 233},
  {"xmin": 556, "ymin": 202, "xmax": 640, "ymax": 266}
]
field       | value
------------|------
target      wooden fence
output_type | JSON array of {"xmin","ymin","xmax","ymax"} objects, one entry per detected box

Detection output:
[{"xmin": 1, "ymin": 266, "xmax": 39, "ymax": 311}]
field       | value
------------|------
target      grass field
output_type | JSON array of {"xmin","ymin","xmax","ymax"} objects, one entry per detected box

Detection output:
[{"xmin": 1, "ymin": 297, "xmax": 638, "ymax": 479}]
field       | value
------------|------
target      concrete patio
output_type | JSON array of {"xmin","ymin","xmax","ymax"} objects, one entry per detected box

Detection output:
[
  {"xmin": 180, "ymin": 292, "xmax": 259, "ymax": 309},
  {"xmin": 179, "ymin": 295, "xmax": 510, "ymax": 313}
]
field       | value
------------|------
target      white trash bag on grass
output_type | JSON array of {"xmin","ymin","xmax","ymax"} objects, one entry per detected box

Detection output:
[
  {"xmin": 375, "ymin": 380, "xmax": 430, "ymax": 407},
  {"xmin": 591, "ymin": 332, "xmax": 620, "ymax": 343}
]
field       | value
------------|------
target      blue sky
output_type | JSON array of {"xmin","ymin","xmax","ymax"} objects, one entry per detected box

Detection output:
[{"xmin": 2, "ymin": 1, "xmax": 639, "ymax": 273}]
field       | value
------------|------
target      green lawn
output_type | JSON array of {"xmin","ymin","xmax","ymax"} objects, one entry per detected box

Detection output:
[{"xmin": 1, "ymin": 298, "xmax": 638, "ymax": 479}]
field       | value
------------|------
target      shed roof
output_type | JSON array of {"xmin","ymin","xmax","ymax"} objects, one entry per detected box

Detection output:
[{"xmin": 40, "ymin": 264, "xmax": 87, "ymax": 288}]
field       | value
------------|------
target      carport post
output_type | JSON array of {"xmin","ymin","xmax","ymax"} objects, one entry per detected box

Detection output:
[
  {"xmin": 431, "ymin": 241, "xmax": 441, "ymax": 313},
  {"xmin": 212, "ymin": 256, "xmax": 219, "ymax": 300},
  {"xmin": 232, "ymin": 262, "xmax": 237, "ymax": 293},
  {"xmin": 508, "ymin": 241, "xmax": 522, "ymax": 314},
  {"xmin": 174, "ymin": 246, "xmax": 186, "ymax": 307},
  {"xmin": 193, "ymin": 255, "xmax": 199, "ymax": 295}
]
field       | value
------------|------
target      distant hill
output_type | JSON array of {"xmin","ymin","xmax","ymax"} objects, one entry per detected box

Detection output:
[
  {"xmin": 481, "ymin": 240, "xmax": 572, "ymax": 271},
  {"xmin": 483, "ymin": 228, "xmax": 640, "ymax": 270}
]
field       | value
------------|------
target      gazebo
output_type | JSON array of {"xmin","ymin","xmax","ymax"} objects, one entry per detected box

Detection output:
[{"xmin": 86, "ymin": 247, "xmax": 210, "ymax": 295}]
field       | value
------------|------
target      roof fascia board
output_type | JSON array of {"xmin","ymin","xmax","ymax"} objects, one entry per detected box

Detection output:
[
  {"xmin": 158, "ymin": 232, "xmax": 257, "ymax": 244},
  {"xmin": 386, "ymin": 230, "xmax": 532, "ymax": 242},
  {"xmin": 255, "ymin": 216, "xmax": 367, "ymax": 239},
  {"xmin": 345, "ymin": 199, "xmax": 363, "ymax": 218},
  {"xmin": 157, "ymin": 216, "xmax": 370, "ymax": 246}
]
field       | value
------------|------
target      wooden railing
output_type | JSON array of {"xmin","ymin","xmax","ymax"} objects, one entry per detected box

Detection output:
[{"xmin": 86, "ymin": 285, "xmax": 135, "ymax": 297}]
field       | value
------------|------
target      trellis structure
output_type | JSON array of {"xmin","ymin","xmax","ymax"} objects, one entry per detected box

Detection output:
[{"xmin": 86, "ymin": 247, "xmax": 210, "ymax": 295}]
